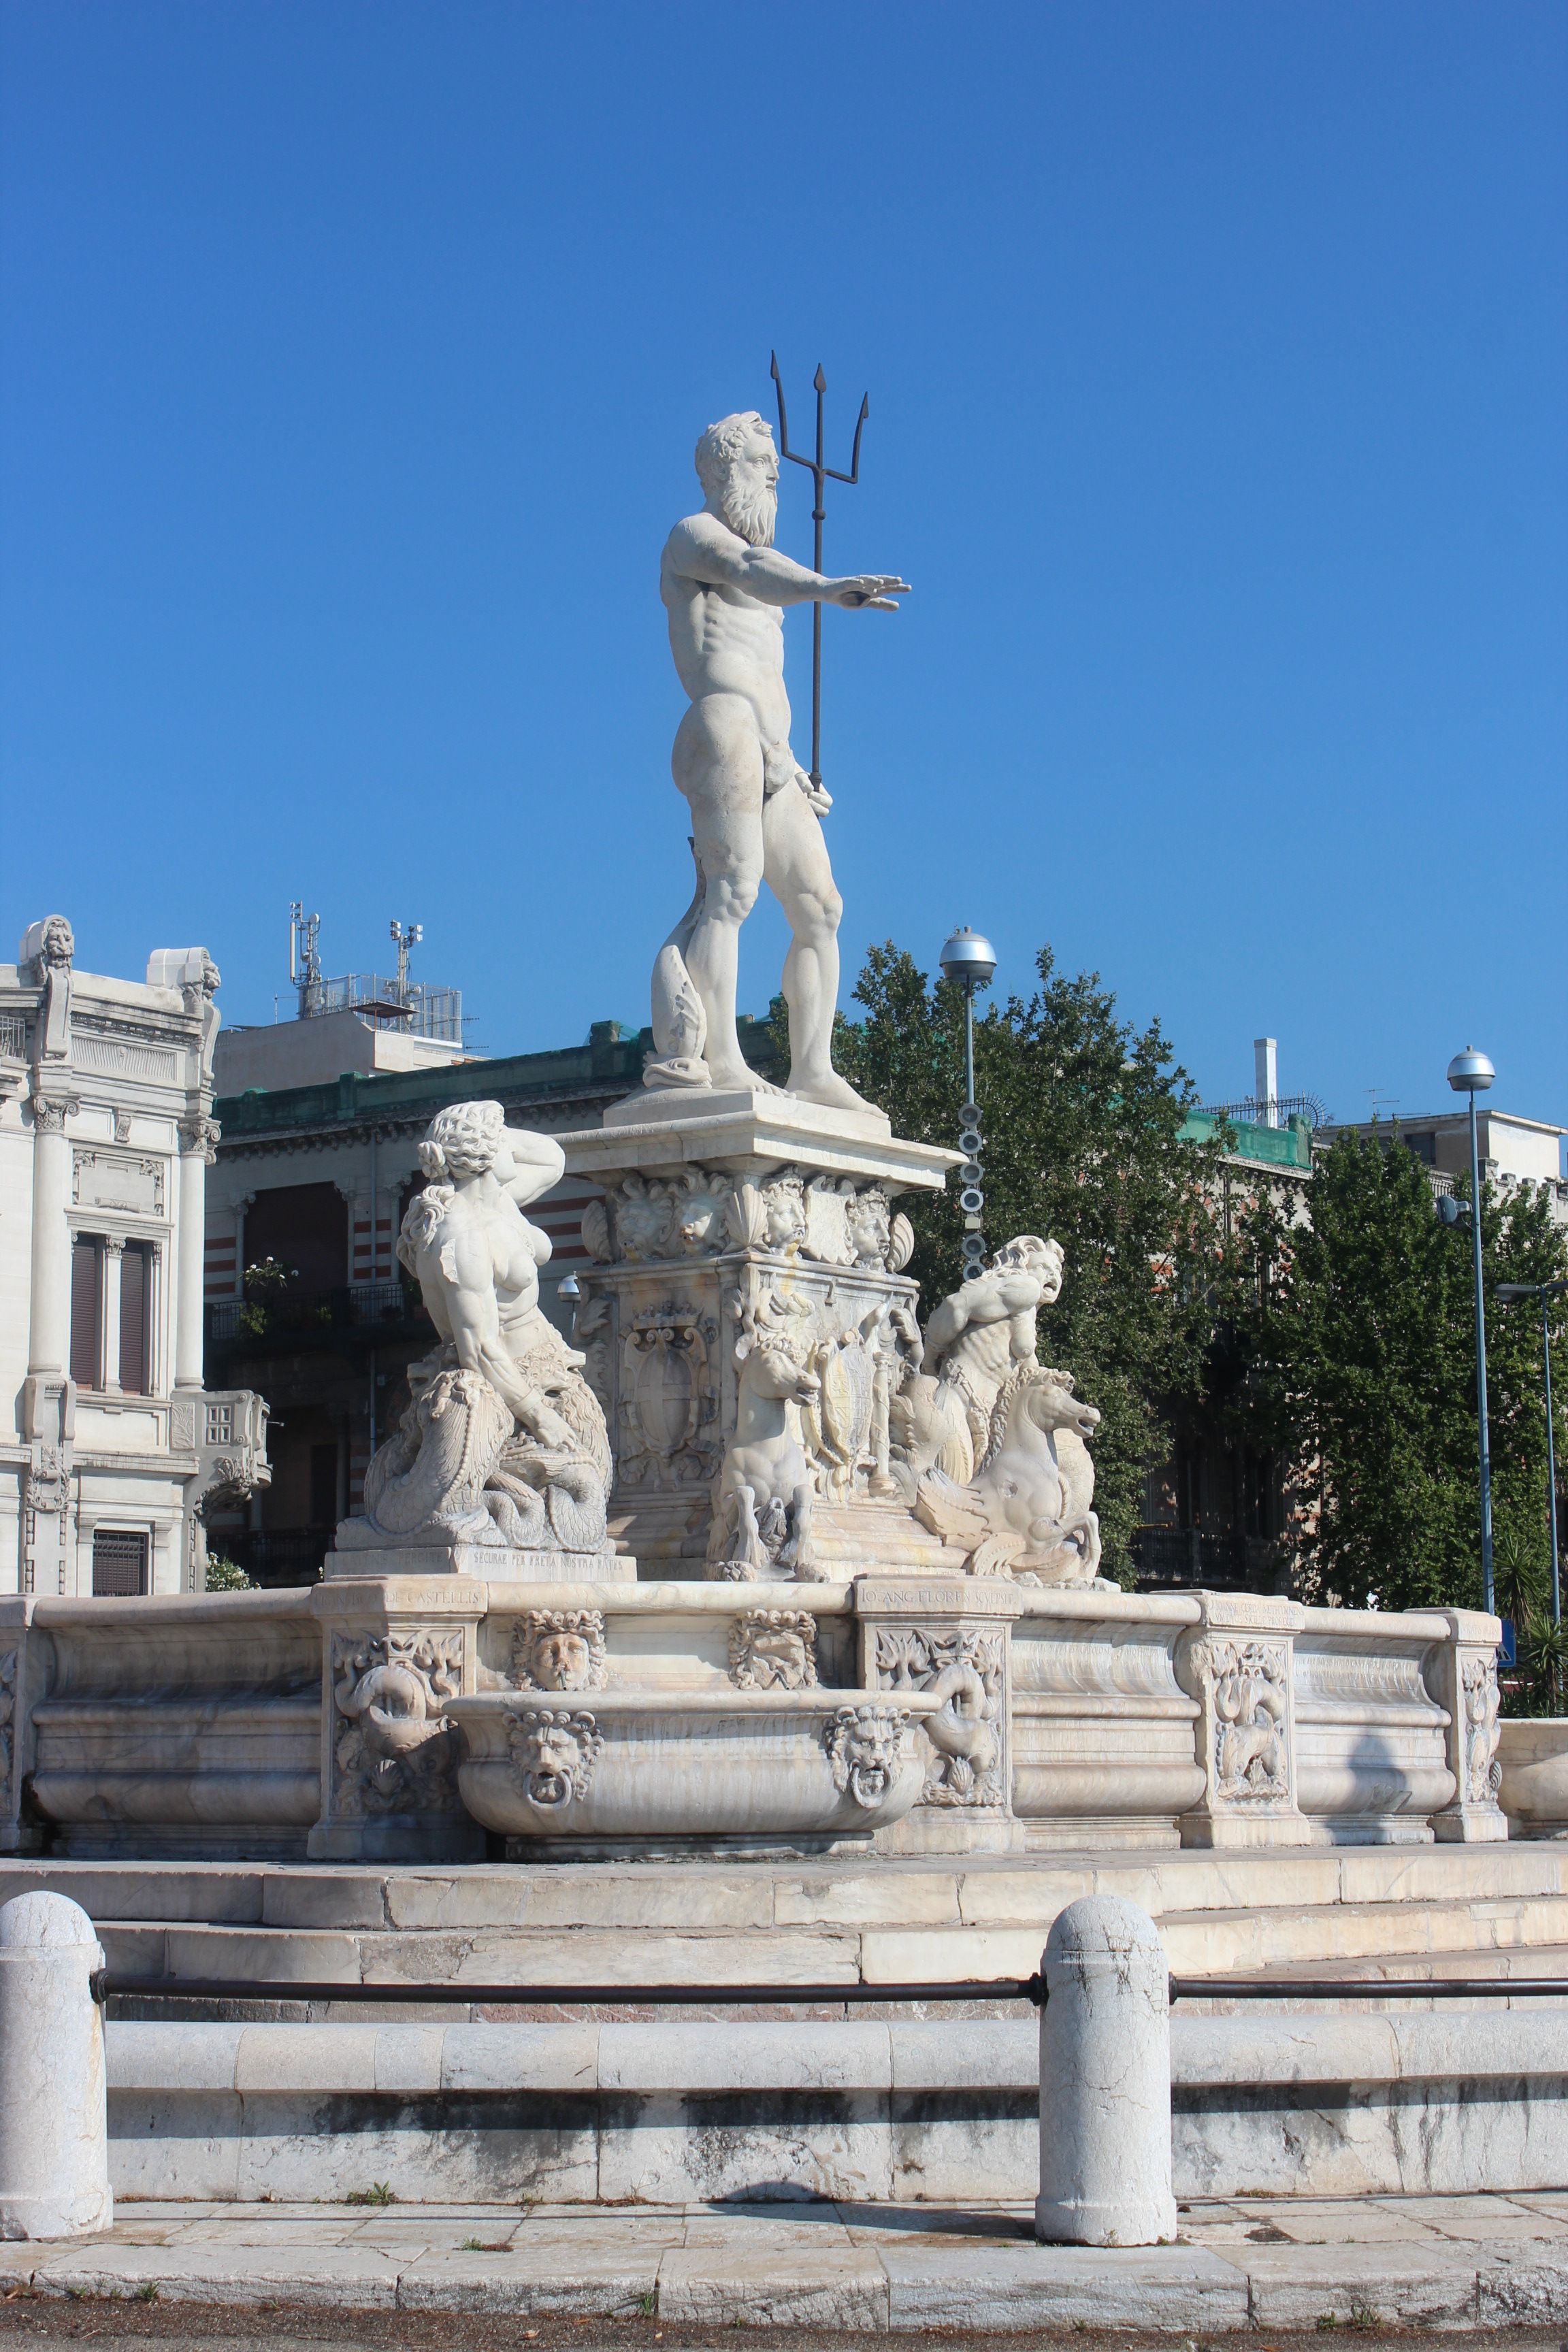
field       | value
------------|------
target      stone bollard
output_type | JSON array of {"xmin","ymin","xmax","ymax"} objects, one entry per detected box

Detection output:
[
  {"xmin": 1034, "ymin": 1895, "xmax": 1176, "ymax": 2247},
  {"xmin": 0, "ymin": 1893, "xmax": 112, "ymax": 2238}
]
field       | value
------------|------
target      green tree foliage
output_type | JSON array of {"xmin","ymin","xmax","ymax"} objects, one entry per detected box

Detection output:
[
  {"xmin": 1235, "ymin": 1129, "xmax": 1568, "ymax": 1623},
  {"xmin": 825, "ymin": 942, "xmax": 1228, "ymax": 1580}
]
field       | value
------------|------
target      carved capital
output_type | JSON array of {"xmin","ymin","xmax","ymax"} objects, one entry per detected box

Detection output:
[
  {"xmin": 177, "ymin": 1115, "xmax": 221, "ymax": 1164},
  {"xmin": 29, "ymin": 1092, "xmax": 73, "ymax": 1136}
]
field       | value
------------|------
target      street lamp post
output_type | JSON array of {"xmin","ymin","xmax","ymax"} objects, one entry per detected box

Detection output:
[
  {"xmin": 1497, "ymin": 1277, "xmax": 1567, "ymax": 1633},
  {"xmin": 939, "ymin": 927, "xmax": 997, "ymax": 1285},
  {"xmin": 1447, "ymin": 1048, "xmax": 1497, "ymax": 1615}
]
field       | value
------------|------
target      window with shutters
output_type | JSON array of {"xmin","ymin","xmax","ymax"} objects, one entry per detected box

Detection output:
[
  {"xmin": 70, "ymin": 1235, "xmax": 103, "ymax": 1388},
  {"xmin": 118, "ymin": 1241, "xmax": 151, "ymax": 1394},
  {"xmin": 92, "ymin": 1529, "xmax": 149, "ymax": 1596}
]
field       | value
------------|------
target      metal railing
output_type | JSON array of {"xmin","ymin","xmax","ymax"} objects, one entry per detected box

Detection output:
[
  {"xmin": 95, "ymin": 1973, "xmax": 1043, "ymax": 2008},
  {"xmin": 1197, "ymin": 1093, "xmax": 1329, "ymax": 1129},
  {"xmin": 93, "ymin": 1969, "xmax": 1568, "ymax": 2010},
  {"xmin": 220, "ymin": 1526, "xmax": 331, "ymax": 1587},
  {"xmin": 207, "ymin": 1282, "xmax": 425, "ymax": 1346},
  {"xmin": 0, "ymin": 1012, "xmax": 27, "ymax": 1060}
]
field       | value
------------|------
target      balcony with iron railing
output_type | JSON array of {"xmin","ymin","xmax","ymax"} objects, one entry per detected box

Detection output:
[
  {"xmin": 206, "ymin": 1278, "xmax": 425, "ymax": 1350},
  {"xmin": 1130, "ymin": 1524, "xmax": 1282, "ymax": 1593}
]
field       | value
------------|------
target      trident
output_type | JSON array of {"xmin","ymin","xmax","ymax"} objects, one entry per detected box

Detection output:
[{"xmin": 769, "ymin": 352, "xmax": 869, "ymax": 796}]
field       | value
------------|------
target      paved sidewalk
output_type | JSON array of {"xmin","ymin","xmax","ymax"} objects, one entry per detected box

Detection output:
[{"xmin": 5, "ymin": 2196, "xmax": 1568, "ymax": 2330}]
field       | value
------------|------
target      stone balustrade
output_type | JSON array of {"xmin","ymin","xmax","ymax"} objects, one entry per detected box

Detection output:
[{"xmin": 0, "ymin": 1575, "xmax": 1505, "ymax": 1864}]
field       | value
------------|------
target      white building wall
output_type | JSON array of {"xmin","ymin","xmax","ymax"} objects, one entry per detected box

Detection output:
[{"xmin": 0, "ymin": 924, "xmax": 267, "ymax": 1597}]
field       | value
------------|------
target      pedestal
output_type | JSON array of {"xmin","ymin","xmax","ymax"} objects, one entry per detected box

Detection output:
[
  {"xmin": 855, "ymin": 1573, "xmax": 1024, "ymax": 1852},
  {"xmin": 307, "ymin": 1578, "xmax": 488, "ymax": 1861},
  {"xmin": 559, "ymin": 1088, "xmax": 960, "ymax": 1573},
  {"xmin": 1175, "ymin": 1592, "xmax": 1313, "ymax": 1848},
  {"xmin": 1430, "ymin": 1608, "xmax": 1508, "ymax": 1842}
]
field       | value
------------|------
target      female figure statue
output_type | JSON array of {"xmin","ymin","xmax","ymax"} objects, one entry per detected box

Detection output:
[{"xmin": 340, "ymin": 1101, "xmax": 612, "ymax": 1556}]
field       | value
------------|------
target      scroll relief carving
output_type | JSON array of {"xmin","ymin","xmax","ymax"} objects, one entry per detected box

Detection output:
[
  {"xmin": 1191, "ymin": 1637, "xmax": 1290, "ymax": 1802},
  {"xmin": 581, "ymin": 1164, "xmax": 911, "ymax": 1274},
  {"xmin": 1460, "ymin": 1652, "xmax": 1503, "ymax": 1804},
  {"xmin": 510, "ymin": 1608, "xmax": 608, "ymax": 1693},
  {"xmin": 729, "ymin": 1607, "xmax": 819, "ymax": 1690},
  {"xmin": 619, "ymin": 1301, "xmax": 721, "ymax": 1490},
  {"xmin": 875, "ymin": 1626, "xmax": 1005, "ymax": 1806},
  {"xmin": 506, "ymin": 1707, "xmax": 604, "ymax": 1811},
  {"xmin": 331, "ymin": 1629, "xmax": 463, "ymax": 1816},
  {"xmin": 708, "ymin": 1279, "xmax": 924, "ymax": 1578},
  {"xmin": 824, "ymin": 1703, "xmax": 915, "ymax": 1810},
  {"xmin": 23, "ymin": 1446, "xmax": 67, "ymax": 1518}
]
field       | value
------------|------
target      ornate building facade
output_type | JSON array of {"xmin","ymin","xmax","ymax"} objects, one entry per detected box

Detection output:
[{"xmin": 0, "ymin": 919, "xmax": 268, "ymax": 1595}]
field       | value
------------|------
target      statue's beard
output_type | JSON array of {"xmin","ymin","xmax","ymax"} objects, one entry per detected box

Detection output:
[{"xmin": 721, "ymin": 478, "xmax": 777, "ymax": 548}]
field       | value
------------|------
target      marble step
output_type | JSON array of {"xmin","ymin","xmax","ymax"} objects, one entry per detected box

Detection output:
[
  {"xmin": 73, "ymin": 1889, "xmax": 1568, "ymax": 2000},
  {"xmin": 8, "ymin": 1841, "xmax": 1568, "ymax": 1938}
]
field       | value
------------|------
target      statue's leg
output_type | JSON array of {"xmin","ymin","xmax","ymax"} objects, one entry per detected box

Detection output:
[
  {"xmin": 672, "ymin": 696, "xmax": 766, "ymax": 1090},
  {"xmin": 763, "ymin": 783, "xmax": 876, "ymax": 1113}
]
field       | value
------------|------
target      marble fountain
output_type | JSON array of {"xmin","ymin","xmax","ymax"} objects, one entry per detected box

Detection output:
[{"xmin": 0, "ymin": 399, "xmax": 1536, "ymax": 2015}]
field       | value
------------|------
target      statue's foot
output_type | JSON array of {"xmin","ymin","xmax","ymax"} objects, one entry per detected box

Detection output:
[
  {"xmin": 706, "ymin": 1060, "xmax": 788, "ymax": 1098},
  {"xmin": 787, "ymin": 1071, "xmax": 881, "ymax": 1116}
]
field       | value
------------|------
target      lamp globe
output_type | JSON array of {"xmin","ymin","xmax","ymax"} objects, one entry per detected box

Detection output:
[{"xmin": 939, "ymin": 927, "xmax": 997, "ymax": 990}]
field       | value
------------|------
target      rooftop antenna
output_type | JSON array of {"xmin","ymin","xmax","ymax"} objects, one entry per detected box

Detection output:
[
  {"xmin": 289, "ymin": 902, "xmax": 323, "ymax": 1019},
  {"xmin": 391, "ymin": 919, "xmax": 423, "ymax": 1003},
  {"xmin": 770, "ymin": 351, "xmax": 870, "ymax": 798}
]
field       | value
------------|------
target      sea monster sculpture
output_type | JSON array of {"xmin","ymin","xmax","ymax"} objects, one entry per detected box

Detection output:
[{"xmin": 887, "ymin": 1236, "xmax": 1109, "ymax": 1587}]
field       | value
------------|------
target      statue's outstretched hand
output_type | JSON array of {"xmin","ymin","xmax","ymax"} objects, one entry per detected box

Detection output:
[
  {"xmin": 798, "ymin": 770, "xmax": 833, "ymax": 815},
  {"xmin": 832, "ymin": 574, "xmax": 911, "ymax": 610}
]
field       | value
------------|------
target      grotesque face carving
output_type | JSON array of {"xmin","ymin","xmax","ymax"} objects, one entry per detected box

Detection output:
[
  {"xmin": 763, "ymin": 1177, "xmax": 806, "ymax": 1249},
  {"xmin": 512, "ymin": 1609, "xmax": 608, "ymax": 1695},
  {"xmin": 534, "ymin": 1631, "xmax": 593, "ymax": 1691},
  {"xmin": 845, "ymin": 1189, "xmax": 891, "ymax": 1266},
  {"xmin": 523, "ymin": 1723, "xmax": 585, "ymax": 1806},
  {"xmin": 507, "ymin": 1707, "xmax": 603, "ymax": 1810}
]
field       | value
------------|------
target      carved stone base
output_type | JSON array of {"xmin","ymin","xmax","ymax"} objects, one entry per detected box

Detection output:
[
  {"xmin": 321, "ymin": 1543, "xmax": 636, "ymax": 1584},
  {"xmin": 1175, "ymin": 1595, "xmax": 1314, "ymax": 1850},
  {"xmin": 561, "ymin": 1100, "xmax": 959, "ymax": 1575},
  {"xmin": 307, "ymin": 1576, "xmax": 487, "ymax": 1863},
  {"xmin": 1430, "ymin": 1610, "xmax": 1508, "ymax": 1842},
  {"xmin": 856, "ymin": 1574, "xmax": 1022, "ymax": 1850}
]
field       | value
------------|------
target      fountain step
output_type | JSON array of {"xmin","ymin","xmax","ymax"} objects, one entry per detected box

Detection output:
[{"xmin": 5, "ymin": 1845, "xmax": 1568, "ymax": 2007}]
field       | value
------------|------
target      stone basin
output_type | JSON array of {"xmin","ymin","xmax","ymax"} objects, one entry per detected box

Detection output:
[{"xmin": 448, "ymin": 1688, "xmax": 939, "ymax": 1858}]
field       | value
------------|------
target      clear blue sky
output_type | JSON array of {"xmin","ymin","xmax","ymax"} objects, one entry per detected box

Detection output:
[{"xmin": 4, "ymin": 1, "xmax": 1564, "ymax": 1134}]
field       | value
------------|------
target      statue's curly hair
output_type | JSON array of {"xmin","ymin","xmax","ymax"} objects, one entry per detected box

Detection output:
[{"xmin": 419, "ymin": 1098, "xmax": 505, "ymax": 1183}]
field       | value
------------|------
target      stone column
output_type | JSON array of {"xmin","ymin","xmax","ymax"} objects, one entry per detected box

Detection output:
[
  {"xmin": 0, "ymin": 1604, "xmax": 38, "ymax": 1853},
  {"xmin": 1430, "ymin": 1610, "xmax": 1508, "ymax": 1842},
  {"xmin": 308, "ymin": 1576, "xmax": 487, "ymax": 1862},
  {"xmin": 99, "ymin": 1239, "xmax": 124, "ymax": 1394},
  {"xmin": 855, "ymin": 1574, "xmax": 1024, "ymax": 1854},
  {"xmin": 0, "ymin": 1892, "xmax": 112, "ymax": 2238},
  {"xmin": 174, "ymin": 1116, "xmax": 218, "ymax": 1394},
  {"xmin": 26, "ymin": 1092, "xmax": 72, "ymax": 1383},
  {"xmin": 1175, "ymin": 1592, "xmax": 1312, "ymax": 1848},
  {"xmin": 1034, "ymin": 1895, "xmax": 1176, "ymax": 2247}
]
